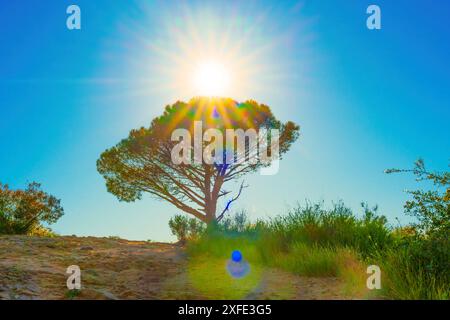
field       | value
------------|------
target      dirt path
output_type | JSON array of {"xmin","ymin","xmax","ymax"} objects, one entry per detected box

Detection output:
[{"xmin": 0, "ymin": 236, "xmax": 355, "ymax": 300}]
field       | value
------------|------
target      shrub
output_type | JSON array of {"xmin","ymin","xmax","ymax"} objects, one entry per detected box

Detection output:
[
  {"xmin": 28, "ymin": 225, "xmax": 58, "ymax": 237},
  {"xmin": 0, "ymin": 182, "xmax": 64, "ymax": 235},
  {"xmin": 169, "ymin": 214, "xmax": 205, "ymax": 243},
  {"xmin": 220, "ymin": 210, "xmax": 251, "ymax": 233},
  {"xmin": 186, "ymin": 187, "xmax": 449, "ymax": 299},
  {"xmin": 378, "ymin": 241, "xmax": 449, "ymax": 299},
  {"xmin": 386, "ymin": 159, "xmax": 449, "ymax": 239},
  {"xmin": 188, "ymin": 203, "xmax": 391, "ymax": 282},
  {"xmin": 383, "ymin": 159, "xmax": 450, "ymax": 299},
  {"xmin": 264, "ymin": 201, "xmax": 392, "ymax": 258}
]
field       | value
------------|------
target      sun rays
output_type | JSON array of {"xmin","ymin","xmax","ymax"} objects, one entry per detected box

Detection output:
[{"xmin": 101, "ymin": 1, "xmax": 313, "ymax": 106}]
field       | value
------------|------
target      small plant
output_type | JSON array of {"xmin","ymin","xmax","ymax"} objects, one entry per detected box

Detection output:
[
  {"xmin": 220, "ymin": 210, "xmax": 252, "ymax": 233},
  {"xmin": 65, "ymin": 289, "xmax": 81, "ymax": 300},
  {"xmin": 107, "ymin": 235, "xmax": 122, "ymax": 240},
  {"xmin": 169, "ymin": 214, "xmax": 205, "ymax": 243},
  {"xmin": 28, "ymin": 224, "xmax": 58, "ymax": 237}
]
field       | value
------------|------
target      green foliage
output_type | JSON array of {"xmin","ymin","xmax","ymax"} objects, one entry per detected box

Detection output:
[
  {"xmin": 386, "ymin": 159, "xmax": 449, "ymax": 238},
  {"xmin": 0, "ymin": 182, "xmax": 64, "ymax": 235},
  {"xmin": 208, "ymin": 210, "xmax": 266, "ymax": 238},
  {"xmin": 28, "ymin": 224, "xmax": 58, "ymax": 237},
  {"xmin": 187, "ymin": 195, "xmax": 449, "ymax": 300},
  {"xmin": 187, "ymin": 255, "xmax": 263, "ymax": 299},
  {"xmin": 187, "ymin": 160, "xmax": 449, "ymax": 299},
  {"xmin": 65, "ymin": 289, "xmax": 81, "ymax": 300},
  {"xmin": 107, "ymin": 235, "xmax": 122, "ymax": 240},
  {"xmin": 190, "ymin": 203, "xmax": 391, "ymax": 259},
  {"xmin": 264, "ymin": 201, "xmax": 392, "ymax": 258},
  {"xmin": 383, "ymin": 159, "xmax": 450, "ymax": 299},
  {"xmin": 169, "ymin": 214, "xmax": 205, "ymax": 243},
  {"xmin": 378, "ymin": 243, "xmax": 449, "ymax": 300},
  {"xmin": 187, "ymin": 230, "xmax": 262, "ymax": 263},
  {"xmin": 220, "ymin": 210, "xmax": 251, "ymax": 232},
  {"xmin": 187, "ymin": 203, "xmax": 387, "ymax": 298},
  {"xmin": 272, "ymin": 242, "xmax": 346, "ymax": 276}
]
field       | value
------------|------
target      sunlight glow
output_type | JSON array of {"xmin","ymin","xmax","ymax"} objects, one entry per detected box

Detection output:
[
  {"xmin": 193, "ymin": 61, "xmax": 231, "ymax": 96},
  {"xmin": 111, "ymin": 2, "xmax": 312, "ymax": 104}
]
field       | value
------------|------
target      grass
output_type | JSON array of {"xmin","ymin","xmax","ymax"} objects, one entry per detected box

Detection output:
[
  {"xmin": 187, "ymin": 255, "xmax": 263, "ymax": 299},
  {"xmin": 186, "ymin": 201, "xmax": 449, "ymax": 300},
  {"xmin": 377, "ymin": 245, "xmax": 449, "ymax": 300},
  {"xmin": 65, "ymin": 289, "xmax": 81, "ymax": 299},
  {"xmin": 271, "ymin": 243, "xmax": 346, "ymax": 277}
]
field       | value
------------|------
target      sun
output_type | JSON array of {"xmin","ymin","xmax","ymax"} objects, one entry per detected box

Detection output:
[
  {"xmin": 193, "ymin": 60, "xmax": 231, "ymax": 96},
  {"xmin": 112, "ymin": 3, "xmax": 310, "ymax": 103}
]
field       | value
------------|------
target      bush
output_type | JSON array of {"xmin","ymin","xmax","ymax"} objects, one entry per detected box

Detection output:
[
  {"xmin": 169, "ymin": 214, "xmax": 205, "ymax": 243},
  {"xmin": 386, "ymin": 159, "xmax": 449, "ymax": 239},
  {"xmin": 379, "ymin": 240, "xmax": 449, "ymax": 299},
  {"xmin": 383, "ymin": 159, "xmax": 450, "ymax": 299},
  {"xmin": 0, "ymin": 182, "xmax": 64, "ymax": 235},
  {"xmin": 28, "ymin": 225, "xmax": 58, "ymax": 237},
  {"xmin": 185, "ymin": 204, "xmax": 377, "ymax": 299},
  {"xmin": 187, "ymin": 203, "xmax": 391, "ymax": 295},
  {"xmin": 184, "ymin": 163, "xmax": 450, "ymax": 300},
  {"xmin": 264, "ymin": 201, "xmax": 392, "ymax": 258},
  {"xmin": 220, "ymin": 210, "xmax": 251, "ymax": 233}
]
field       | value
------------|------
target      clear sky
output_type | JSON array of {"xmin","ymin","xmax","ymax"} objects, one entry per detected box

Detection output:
[{"xmin": 1, "ymin": 0, "xmax": 449, "ymax": 241}]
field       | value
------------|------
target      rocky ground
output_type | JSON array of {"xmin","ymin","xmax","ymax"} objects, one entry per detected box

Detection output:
[{"xmin": 0, "ymin": 235, "xmax": 357, "ymax": 300}]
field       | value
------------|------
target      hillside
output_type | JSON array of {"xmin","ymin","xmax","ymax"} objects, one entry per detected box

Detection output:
[{"xmin": 0, "ymin": 235, "xmax": 358, "ymax": 300}]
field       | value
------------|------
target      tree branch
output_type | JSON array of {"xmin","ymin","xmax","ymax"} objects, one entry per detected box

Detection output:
[{"xmin": 216, "ymin": 181, "xmax": 248, "ymax": 222}]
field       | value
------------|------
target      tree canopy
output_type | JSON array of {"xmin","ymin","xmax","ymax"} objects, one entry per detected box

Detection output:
[{"xmin": 97, "ymin": 97, "xmax": 300, "ymax": 223}]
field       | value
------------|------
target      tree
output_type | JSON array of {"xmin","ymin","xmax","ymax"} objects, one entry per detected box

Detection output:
[
  {"xmin": 0, "ymin": 182, "xmax": 64, "ymax": 235},
  {"xmin": 386, "ymin": 160, "xmax": 450, "ymax": 288},
  {"xmin": 386, "ymin": 159, "xmax": 450, "ymax": 238},
  {"xmin": 97, "ymin": 97, "xmax": 300, "ymax": 223}
]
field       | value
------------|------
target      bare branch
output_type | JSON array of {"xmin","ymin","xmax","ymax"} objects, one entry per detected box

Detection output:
[{"xmin": 216, "ymin": 181, "xmax": 248, "ymax": 222}]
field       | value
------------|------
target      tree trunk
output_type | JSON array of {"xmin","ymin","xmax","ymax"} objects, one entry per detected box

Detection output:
[{"xmin": 205, "ymin": 200, "xmax": 217, "ymax": 223}]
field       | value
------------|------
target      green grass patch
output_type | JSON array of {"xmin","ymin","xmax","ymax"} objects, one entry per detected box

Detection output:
[
  {"xmin": 187, "ymin": 255, "xmax": 263, "ymax": 299},
  {"xmin": 186, "ymin": 201, "xmax": 448, "ymax": 300}
]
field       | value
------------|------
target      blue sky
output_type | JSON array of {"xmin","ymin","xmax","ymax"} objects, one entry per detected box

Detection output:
[{"xmin": 1, "ymin": 0, "xmax": 449, "ymax": 241}]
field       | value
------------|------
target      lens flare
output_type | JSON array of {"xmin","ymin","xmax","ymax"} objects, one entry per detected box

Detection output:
[
  {"xmin": 227, "ymin": 250, "xmax": 250, "ymax": 278},
  {"xmin": 231, "ymin": 250, "xmax": 242, "ymax": 262}
]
